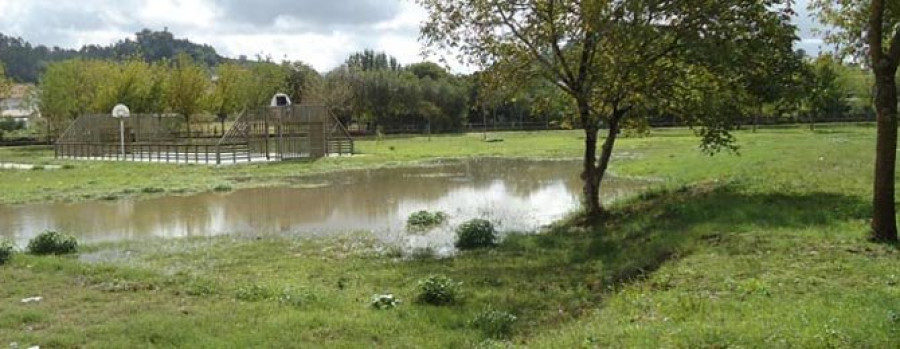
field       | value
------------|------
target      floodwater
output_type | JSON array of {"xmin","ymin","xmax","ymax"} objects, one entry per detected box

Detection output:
[{"xmin": 0, "ymin": 158, "xmax": 649, "ymax": 251}]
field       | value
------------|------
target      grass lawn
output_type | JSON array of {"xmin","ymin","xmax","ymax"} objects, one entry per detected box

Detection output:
[{"xmin": 1, "ymin": 124, "xmax": 898, "ymax": 347}]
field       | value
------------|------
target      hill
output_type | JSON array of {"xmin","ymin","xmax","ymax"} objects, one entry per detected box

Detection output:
[{"xmin": 0, "ymin": 29, "xmax": 223, "ymax": 83}]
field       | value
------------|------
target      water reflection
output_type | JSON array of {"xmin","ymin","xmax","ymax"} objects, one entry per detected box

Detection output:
[{"xmin": 0, "ymin": 158, "xmax": 649, "ymax": 247}]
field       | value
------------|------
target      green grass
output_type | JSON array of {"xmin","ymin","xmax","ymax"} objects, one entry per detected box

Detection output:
[{"xmin": 1, "ymin": 124, "xmax": 899, "ymax": 347}]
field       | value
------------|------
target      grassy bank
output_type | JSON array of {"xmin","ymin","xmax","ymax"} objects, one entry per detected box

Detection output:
[{"xmin": 1, "ymin": 125, "xmax": 899, "ymax": 347}]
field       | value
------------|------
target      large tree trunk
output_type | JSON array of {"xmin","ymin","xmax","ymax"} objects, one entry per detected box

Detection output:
[
  {"xmin": 582, "ymin": 125, "xmax": 601, "ymax": 216},
  {"xmin": 870, "ymin": 66, "xmax": 898, "ymax": 242},
  {"xmin": 581, "ymin": 108, "xmax": 622, "ymax": 218}
]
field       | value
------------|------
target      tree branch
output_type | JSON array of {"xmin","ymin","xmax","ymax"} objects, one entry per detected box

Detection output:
[
  {"xmin": 494, "ymin": 2, "xmax": 574, "ymax": 91},
  {"xmin": 869, "ymin": 0, "xmax": 885, "ymax": 63},
  {"xmin": 887, "ymin": 27, "xmax": 900, "ymax": 67},
  {"xmin": 546, "ymin": 0, "xmax": 577, "ymax": 84}
]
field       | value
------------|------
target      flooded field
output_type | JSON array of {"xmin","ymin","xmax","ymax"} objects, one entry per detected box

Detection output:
[{"xmin": 0, "ymin": 158, "xmax": 650, "ymax": 250}]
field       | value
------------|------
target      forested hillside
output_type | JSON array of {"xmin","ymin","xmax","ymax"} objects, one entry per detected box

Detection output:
[{"xmin": 0, "ymin": 29, "xmax": 221, "ymax": 83}]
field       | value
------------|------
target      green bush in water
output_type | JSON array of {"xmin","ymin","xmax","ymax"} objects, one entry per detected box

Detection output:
[
  {"xmin": 407, "ymin": 210, "xmax": 447, "ymax": 229},
  {"xmin": 455, "ymin": 219, "xmax": 497, "ymax": 250},
  {"xmin": 27, "ymin": 231, "xmax": 78, "ymax": 255},
  {"xmin": 0, "ymin": 240, "xmax": 15, "ymax": 265}
]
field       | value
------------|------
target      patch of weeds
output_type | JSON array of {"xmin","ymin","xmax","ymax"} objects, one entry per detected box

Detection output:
[
  {"xmin": 278, "ymin": 286, "xmax": 318, "ymax": 307},
  {"xmin": 407, "ymin": 210, "xmax": 448, "ymax": 229},
  {"xmin": 336, "ymin": 277, "xmax": 350, "ymax": 290},
  {"xmin": 100, "ymin": 194, "xmax": 120, "ymax": 201},
  {"xmin": 185, "ymin": 280, "xmax": 218, "ymax": 296},
  {"xmin": 475, "ymin": 339, "xmax": 516, "ymax": 348},
  {"xmin": 213, "ymin": 184, "xmax": 233, "ymax": 192},
  {"xmin": 27, "ymin": 231, "xmax": 78, "ymax": 255},
  {"xmin": 234, "ymin": 284, "xmax": 275, "ymax": 302},
  {"xmin": 371, "ymin": 293, "xmax": 400, "ymax": 310},
  {"xmin": 30, "ymin": 165, "xmax": 45, "ymax": 171},
  {"xmin": 61, "ymin": 164, "xmax": 76, "ymax": 170},
  {"xmin": 141, "ymin": 187, "xmax": 165, "ymax": 194},
  {"xmin": 95, "ymin": 279, "xmax": 156, "ymax": 293},
  {"xmin": 122, "ymin": 188, "xmax": 136, "ymax": 194},
  {"xmin": 0, "ymin": 240, "xmax": 15, "ymax": 265},
  {"xmin": 455, "ymin": 219, "xmax": 497, "ymax": 250},
  {"xmin": 416, "ymin": 274, "xmax": 462, "ymax": 306},
  {"xmin": 410, "ymin": 247, "xmax": 436, "ymax": 260},
  {"xmin": 383, "ymin": 246, "xmax": 404, "ymax": 258},
  {"xmin": 471, "ymin": 308, "xmax": 517, "ymax": 339}
]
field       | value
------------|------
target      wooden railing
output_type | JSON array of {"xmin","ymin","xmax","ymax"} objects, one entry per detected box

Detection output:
[{"xmin": 55, "ymin": 142, "xmax": 252, "ymax": 164}]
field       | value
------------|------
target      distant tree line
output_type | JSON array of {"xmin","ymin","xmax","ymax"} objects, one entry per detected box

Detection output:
[{"xmin": 5, "ymin": 29, "xmax": 891, "ymax": 138}]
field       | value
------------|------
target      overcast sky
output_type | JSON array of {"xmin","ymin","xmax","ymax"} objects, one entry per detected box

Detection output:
[{"xmin": 0, "ymin": 0, "xmax": 827, "ymax": 73}]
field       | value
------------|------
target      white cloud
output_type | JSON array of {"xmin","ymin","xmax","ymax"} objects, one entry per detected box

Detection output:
[{"xmin": 0, "ymin": 0, "xmax": 827, "ymax": 73}]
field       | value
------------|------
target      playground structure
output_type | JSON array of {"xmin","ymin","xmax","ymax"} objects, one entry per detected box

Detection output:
[{"xmin": 54, "ymin": 102, "xmax": 354, "ymax": 164}]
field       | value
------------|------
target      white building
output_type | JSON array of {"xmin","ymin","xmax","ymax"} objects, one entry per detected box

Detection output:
[{"xmin": 1, "ymin": 84, "xmax": 39, "ymax": 126}]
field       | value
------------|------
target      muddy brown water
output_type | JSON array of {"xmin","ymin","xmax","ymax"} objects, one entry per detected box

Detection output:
[{"xmin": 0, "ymin": 158, "xmax": 650, "ymax": 252}]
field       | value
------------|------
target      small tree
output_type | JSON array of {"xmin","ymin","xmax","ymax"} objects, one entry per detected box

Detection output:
[
  {"xmin": 208, "ymin": 62, "xmax": 252, "ymax": 119},
  {"xmin": 167, "ymin": 54, "xmax": 209, "ymax": 137},
  {"xmin": 0, "ymin": 63, "xmax": 10, "ymax": 100},
  {"xmin": 419, "ymin": 0, "xmax": 798, "ymax": 217}
]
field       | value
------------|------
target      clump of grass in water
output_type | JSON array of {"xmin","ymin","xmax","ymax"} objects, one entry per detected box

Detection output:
[
  {"xmin": 0, "ymin": 240, "xmax": 15, "ymax": 265},
  {"xmin": 455, "ymin": 219, "xmax": 498, "ymax": 250},
  {"xmin": 407, "ymin": 210, "xmax": 447, "ymax": 230},
  {"xmin": 213, "ymin": 184, "xmax": 233, "ymax": 192},
  {"xmin": 141, "ymin": 187, "xmax": 165, "ymax": 194},
  {"xmin": 27, "ymin": 231, "xmax": 78, "ymax": 255}
]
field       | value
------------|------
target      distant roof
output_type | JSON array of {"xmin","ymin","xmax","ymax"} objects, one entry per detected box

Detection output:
[{"xmin": 2, "ymin": 84, "xmax": 33, "ymax": 99}]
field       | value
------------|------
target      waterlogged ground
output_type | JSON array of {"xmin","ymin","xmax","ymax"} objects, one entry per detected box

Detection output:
[
  {"xmin": 0, "ymin": 158, "xmax": 650, "ymax": 251},
  {"xmin": 2, "ymin": 126, "xmax": 899, "ymax": 347}
]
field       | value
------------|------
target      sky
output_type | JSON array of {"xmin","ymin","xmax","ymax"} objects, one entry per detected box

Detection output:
[{"xmin": 0, "ymin": 0, "xmax": 827, "ymax": 73}]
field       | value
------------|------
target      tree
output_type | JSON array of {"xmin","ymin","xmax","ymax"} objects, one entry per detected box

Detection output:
[
  {"xmin": 284, "ymin": 61, "xmax": 323, "ymax": 104},
  {"xmin": 167, "ymin": 54, "xmax": 210, "ymax": 136},
  {"xmin": 0, "ymin": 63, "xmax": 10, "ymax": 99},
  {"xmin": 419, "ymin": 0, "xmax": 797, "ymax": 216},
  {"xmin": 807, "ymin": 56, "xmax": 851, "ymax": 128},
  {"xmin": 39, "ymin": 59, "xmax": 111, "ymax": 134},
  {"xmin": 812, "ymin": 0, "xmax": 900, "ymax": 242},
  {"xmin": 245, "ymin": 62, "xmax": 288, "ymax": 108},
  {"xmin": 208, "ymin": 62, "xmax": 252, "ymax": 119}
]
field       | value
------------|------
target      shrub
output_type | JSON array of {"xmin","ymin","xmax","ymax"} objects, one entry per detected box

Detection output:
[
  {"xmin": 0, "ymin": 240, "xmax": 14, "ymax": 265},
  {"xmin": 213, "ymin": 184, "xmax": 233, "ymax": 192},
  {"xmin": 407, "ymin": 210, "xmax": 447, "ymax": 229},
  {"xmin": 141, "ymin": 187, "xmax": 165, "ymax": 194},
  {"xmin": 371, "ymin": 293, "xmax": 400, "ymax": 310},
  {"xmin": 27, "ymin": 231, "xmax": 78, "ymax": 255},
  {"xmin": 471, "ymin": 308, "xmax": 517, "ymax": 339},
  {"xmin": 235, "ymin": 284, "xmax": 274, "ymax": 302},
  {"xmin": 278, "ymin": 287, "xmax": 318, "ymax": 307},
  {"xmin": 416, "ymin": 275, "xmax": 462, "ymax": 306},
  {"xmin": 455, "ymin": 219, "xmax": 497, "ymax": 250}
]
